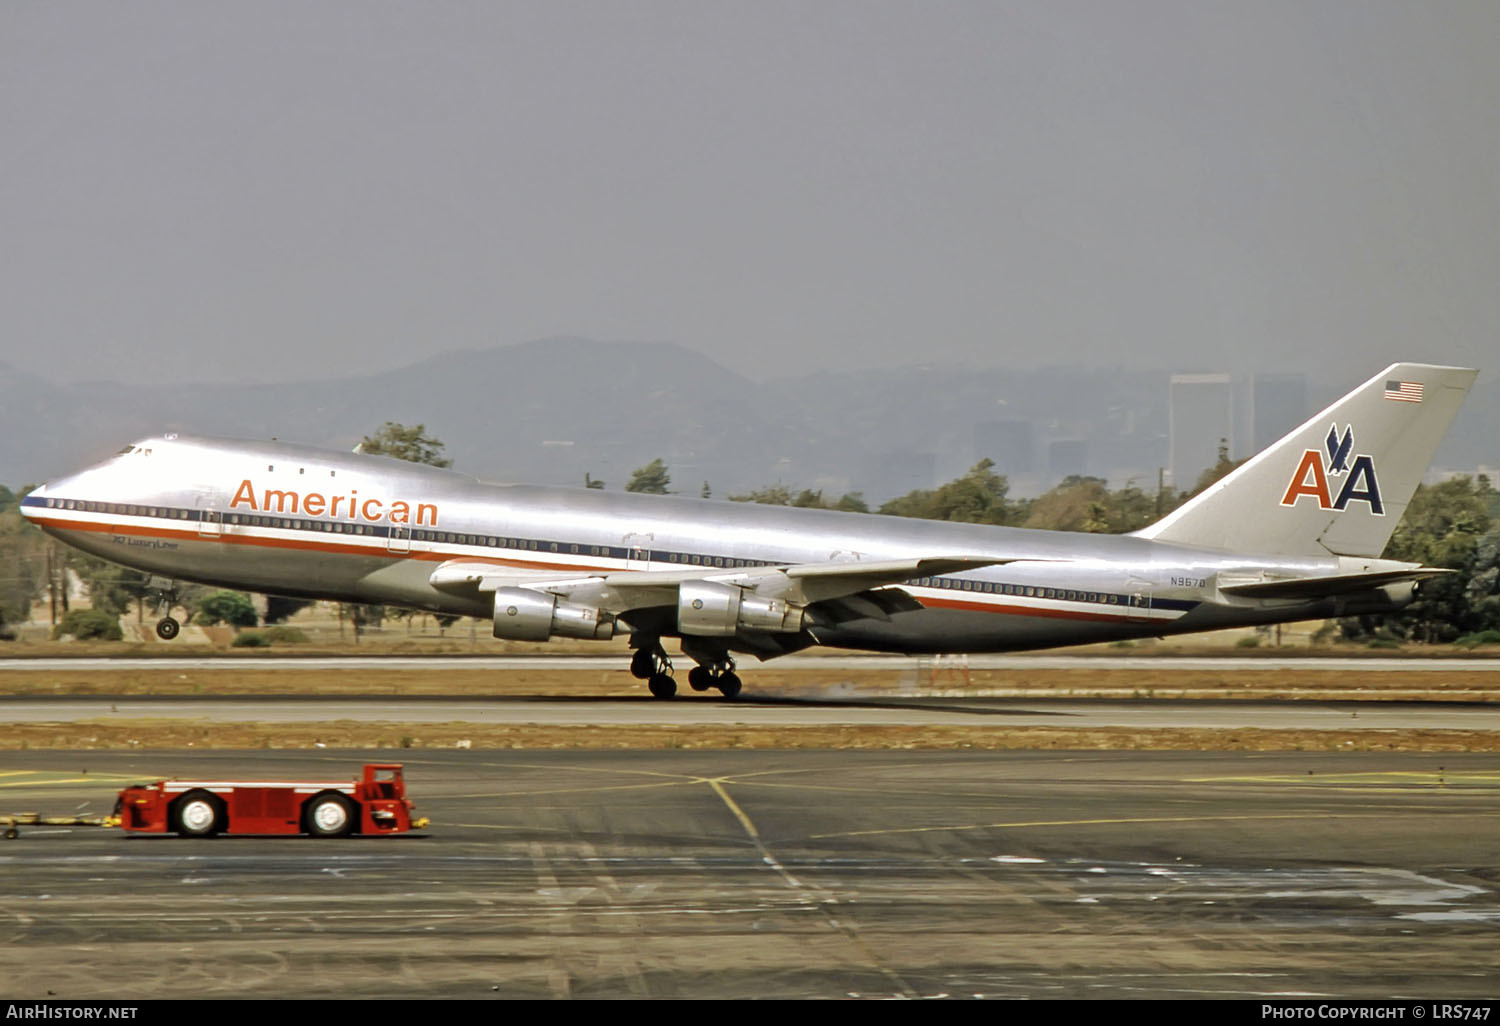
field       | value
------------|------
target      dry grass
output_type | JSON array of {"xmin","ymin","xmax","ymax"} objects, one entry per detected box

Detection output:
[
  {"xmin": 9, "ymin": 720, "xmax": 1500, "ymax": 753},
  {"xmin": 3, "ymin": 665, "xmax": 1499, "ymax": 700},
  {"xmin": 2, "ymin": 661, "xmax": 1498, "ymax": 753}
]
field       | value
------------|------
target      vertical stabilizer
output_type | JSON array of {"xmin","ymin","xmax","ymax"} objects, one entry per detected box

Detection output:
[{"xmin": 1135, "ymin": 363, "xmax": 1477, "ymax": 557}]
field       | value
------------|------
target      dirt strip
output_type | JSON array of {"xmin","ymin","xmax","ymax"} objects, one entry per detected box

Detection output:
[{"xmin": 7, "ymin": 720, "xmax": 1498, "ymax": 753}]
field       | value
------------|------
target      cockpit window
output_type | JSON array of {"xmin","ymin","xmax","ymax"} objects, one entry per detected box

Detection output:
[{"xmin": 116, "ymin": 445, "xmax": 135, "ymax": 456}]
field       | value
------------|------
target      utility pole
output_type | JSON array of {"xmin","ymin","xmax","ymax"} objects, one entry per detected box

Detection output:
[{"xmin": 47, "ymin": 543, "xmax": 57, "ymax": 627}]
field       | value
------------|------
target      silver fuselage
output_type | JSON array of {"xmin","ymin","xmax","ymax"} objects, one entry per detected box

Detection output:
[{"xmin": 21, "ymin": 435, "xmax": 1415, "ymax": 655}]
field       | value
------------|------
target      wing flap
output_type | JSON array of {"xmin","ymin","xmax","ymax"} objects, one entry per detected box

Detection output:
[{"xmin": 807, "ymin": 587, "xmax": 925, "ymax": 625}]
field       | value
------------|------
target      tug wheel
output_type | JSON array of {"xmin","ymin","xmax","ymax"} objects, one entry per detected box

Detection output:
[
  {"xmin": 305, "ymin": 793, "xmax": 357, "ymax": 837},
  {"xmin": 170, "ymin": 791, "xmax": 224, "ymax": 837}
]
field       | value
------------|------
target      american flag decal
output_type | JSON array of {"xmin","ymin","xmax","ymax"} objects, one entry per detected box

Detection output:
[{"xmin": 1384, "ymin": 380, "xmax": 1424, "ymax": 403}]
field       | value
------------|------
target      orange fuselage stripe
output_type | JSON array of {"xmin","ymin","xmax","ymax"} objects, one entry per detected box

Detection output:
[{"xmin": 37, "ymin": 514, "xmax": 1148, "ymax": 623}]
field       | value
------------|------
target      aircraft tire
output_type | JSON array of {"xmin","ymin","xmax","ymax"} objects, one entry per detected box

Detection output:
[
  {"xmin": 687, "ymin": 666, "xmax": 714, "ymax": 691},
  {"xmin": 630, "ymin": 648, "xmax": 656, "ymax": 680},
  {"xmin": 717, "ymin": 672, "xmax": 742, "ymax": 699},
  {"xmin": 155, "ymin": 617, "xmax": 180, "ymax": 641},
  {"xmin": 647, "ymin": 673, "xmax": 677, "ymax": 699}
]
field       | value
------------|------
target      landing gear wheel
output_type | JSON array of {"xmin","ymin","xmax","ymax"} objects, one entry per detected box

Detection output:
[
  {"xmin": 687, "ymin": 666, "xmax": 714, "ymax": 692},
  {"xmin": 155, "ymin": 617, "xmax": 181, "ymax": 641},
  {"xmin": 304, "ymin": 793, "xmax": 357, "ymax": 837},
  {"xmin": 648, "ymin": 673, "xmax": 677, "ymax": 699},
  {"xmin": 717, "ymin": 671, "xmax": 743, "ymax": 699},
  {"xmin": 630, "ymin": 648, "xmax": 656, "ymax": 680},
  {"xmin": 171, "ymin": 790, "xmax": 224, "ymax": 837}
]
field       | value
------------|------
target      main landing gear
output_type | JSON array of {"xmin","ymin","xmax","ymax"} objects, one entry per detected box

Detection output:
[
  {"xmin": 686, "ymin": 660, "xmax": 742, "ymax": 699},
  {"xmin": 630, "ymin": 638, "xmax": 743, "ymax": 699},
  {"xmin": 630, "ymin": 641, "xmax": 677, "ymax": 699}
]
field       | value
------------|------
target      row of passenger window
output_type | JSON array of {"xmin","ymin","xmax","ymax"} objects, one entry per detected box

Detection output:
[
  {"xmin": 405, "ymin": 532, "xmax": 777, "ymax": 568},
  {"xmin": 50, "ymin": 499, "xmax": 192, "ymax": 519},
  {"xmin": 227, "ymin": 514, "xmax": 373, "ymax": 535},
  {"xmin": 662, "ymin": 552, "xmax": 772, "ymax": 568},
  {"xmin": 54, "ymin": 498, "xmax": 1135, "ymax": 603},
  {"xmin": 55, "ymin": 499, "xmax": 773, "ymax": 569},
  {"xmin": 412, "ymin": 532, "xmax": 582, "ymax": 552},
  {"xmin": 914, "ymin": 576, "xmax": 1138, "ymax": 606}
]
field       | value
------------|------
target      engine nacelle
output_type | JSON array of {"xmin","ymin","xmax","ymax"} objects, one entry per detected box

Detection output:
[
  {"xmin": 492, "ymin": 588, "xmax": 615, "ymax": 641},
  {"xmin": 677, "ymin": 580, "xmax": 803, "ymax": 636}
]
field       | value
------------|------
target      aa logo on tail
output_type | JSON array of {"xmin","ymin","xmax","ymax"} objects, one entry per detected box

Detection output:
[{"xmin": 1280, "ymin": 424, "xmax": 1384, "ymax": 515}]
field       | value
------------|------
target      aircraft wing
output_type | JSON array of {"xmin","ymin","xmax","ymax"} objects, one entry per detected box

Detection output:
[{"xmin": 429, "ymin": 554, "xmax": 1046, "ymax": 610}]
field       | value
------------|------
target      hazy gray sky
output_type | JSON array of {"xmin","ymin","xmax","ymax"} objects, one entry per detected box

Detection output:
[{"xmin": 3, "ymin": 1, "xmax": 1497, "ymax": 386}]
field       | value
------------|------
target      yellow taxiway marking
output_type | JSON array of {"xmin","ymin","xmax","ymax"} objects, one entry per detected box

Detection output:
[
  {"xmin": 702, "ymin": 777, "xmax": 765, "ymax": 842},
  {"xmin": 1185, "ymin": 771, "xmax": 1500, "ymax": 786},
  {"xmin": 0, "ymin": 771, "xmax": 140, "ymax": 789},
  {"xmin": 448, "ymin": 780, "xmax": 692, "ymax": 801},
  {"xmin": 442, "ymin": 822, "xmax": 580, "ymax": 835},
  {"xmin": 814, "ymin": 807, "xmax": 1500, "ymax": 840},
  {"xmin": 695, "ymin": 774, "xmax": 917, "ymax": 999},
  {"xmin": 813, "ymin": 811, "xmax": 1363, "ymax": 840}
]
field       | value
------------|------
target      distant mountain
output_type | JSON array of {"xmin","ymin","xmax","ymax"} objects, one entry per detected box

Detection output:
[
  {"xmin": 3, "ymin": 341, "xmax": 1495, "ymax": 501},
  {"xmin": 1, "ymin": 338, "xmax": 812, "ymax": 495}
]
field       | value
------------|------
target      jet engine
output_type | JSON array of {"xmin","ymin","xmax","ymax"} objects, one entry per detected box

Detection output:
[
  {"xmin": 492, "ymin": 588, "xmax": 616, "ymax": 641},
  {"xmin": 677, "ymin": 580, "xmax": 803, "ymax": 636}
]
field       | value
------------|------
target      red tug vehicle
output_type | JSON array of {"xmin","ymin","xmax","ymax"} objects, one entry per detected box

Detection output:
[{"xmin": 114, "ymin": 763, "xmax": 428, "ymax": 837}]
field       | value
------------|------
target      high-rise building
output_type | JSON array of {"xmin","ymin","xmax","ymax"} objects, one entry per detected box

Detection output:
[
  {"xmin": 864, "ymin": 449, "xmax": 935, "ymax": 502},
  {"xmin": 1168, "ymin": 373, "xmax": 1234, "ymax": 490},
  {"xmin": 1251, "ymin": 373, "xmax": 1308, "ymax": 453},
  {"xmin": 1046, "ymin": 439, "xmax": 1089, "ymax": 485},
  {"xmin": 973, "ymin": 419, "xmax": 1036, "ymax": 476}
]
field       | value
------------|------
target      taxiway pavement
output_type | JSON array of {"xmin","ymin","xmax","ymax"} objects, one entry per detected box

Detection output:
[{"xmin": 2, "ymin": 748, "xmax": 1497, "ymax": 999}]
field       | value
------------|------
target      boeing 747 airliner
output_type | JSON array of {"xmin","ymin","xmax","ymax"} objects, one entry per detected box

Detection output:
[{"xmin": 21, "ymin": 363, "xmax": 1476, "ymax": 697}]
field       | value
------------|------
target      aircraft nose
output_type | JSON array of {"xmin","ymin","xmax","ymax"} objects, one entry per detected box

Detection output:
[
  {"xmin": 19, "ymin": 476, "xmax": 82, "ymax": 519},
  {"xmin": 17, "ymin": 481, "xmax": 46, "ymax": 520}
]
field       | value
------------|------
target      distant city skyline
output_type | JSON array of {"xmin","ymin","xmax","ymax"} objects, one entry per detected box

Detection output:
[
  {"xmin": 2, "ymin": 338, "xmax": 1492, "ymax": 505},
  {"xmin": 3, "ymin": 2, "xmax": 1498, "ymax": 388}
]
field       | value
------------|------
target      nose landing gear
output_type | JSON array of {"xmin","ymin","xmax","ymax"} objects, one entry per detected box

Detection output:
[{"xmin": 146, "ymin": 578, "xmax": 185, "ymax": 640}]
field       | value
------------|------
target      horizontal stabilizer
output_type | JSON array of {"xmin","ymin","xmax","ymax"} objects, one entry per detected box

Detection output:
[{"xmin": 1218, "ymin": 567, "xmax": 1453, "ymax": 600}]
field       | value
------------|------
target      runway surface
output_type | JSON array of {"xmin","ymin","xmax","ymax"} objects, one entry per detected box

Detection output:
[
  {"xmin": 2, "ymin": 748, "xmax": 1497, "ymax": 999},
  {"xmin": 4, "ymin": 654, "xmax": 1500, "ymax": 671},
  {"xmin": 6, "ymin": 694, "xmax": 1500, "ymax": 731}
]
